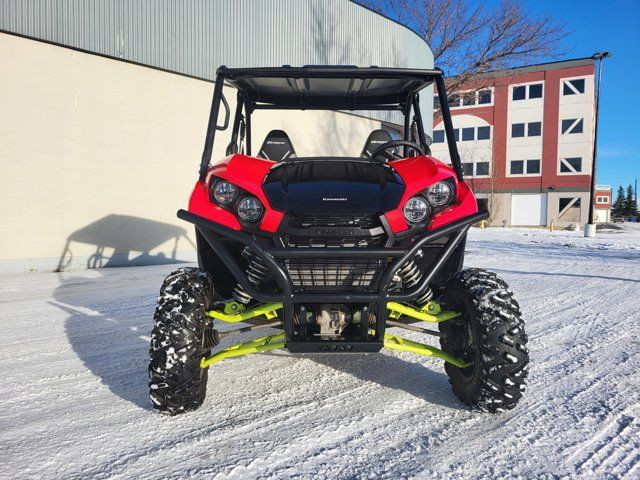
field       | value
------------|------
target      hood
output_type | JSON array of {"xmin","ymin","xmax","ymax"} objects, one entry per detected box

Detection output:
[{"xmin": 262, "ymin": 159, "xmax": 405, "ymax": 215}]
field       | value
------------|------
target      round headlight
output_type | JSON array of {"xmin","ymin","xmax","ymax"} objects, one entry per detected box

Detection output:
[
  {"xmin": 237, "ymin": 197, "xmax": 263, "ymax": 222},
  {"xmin": 213, "ymin": 181, "xmax": 238, "ymax": 204},
  {"xmin": 403, "ymin": 196, "xmax": 429, "ymax": 223},
  {"xmin": 426, "ymin": 181, "xmax": 453, "ymax": 206}
]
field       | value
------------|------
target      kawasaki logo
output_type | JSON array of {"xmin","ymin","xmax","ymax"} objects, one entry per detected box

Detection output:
[{"xmin": 322, "ymin": 197, "xmax": 348, "ymax": 201}]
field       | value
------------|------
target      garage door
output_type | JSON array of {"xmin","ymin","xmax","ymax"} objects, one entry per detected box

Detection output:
[{"xmin": 511, "ymin": 194, "xmax": 547, "ymax": 226}]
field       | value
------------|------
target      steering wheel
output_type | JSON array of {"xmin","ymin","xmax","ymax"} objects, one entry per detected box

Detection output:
[{"xmin": 370, "ymin": 140, "xmax": 425, "ymax": 161}]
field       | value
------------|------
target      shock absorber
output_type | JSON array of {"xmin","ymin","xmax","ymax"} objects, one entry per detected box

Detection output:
[
  {"xmin": 392, "ymin": 250, "xmax": 433, "ymax": 305},
  {"xmin": 232, "ymin": 247, "xmax": 269, "ymax": 304}
]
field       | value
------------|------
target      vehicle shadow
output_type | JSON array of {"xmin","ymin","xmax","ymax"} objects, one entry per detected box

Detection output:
[
  {"xmin": 52, "ymin": 215, "xmax": 196, "ymax": 410},
  {"xmin": 303, "ymin": 351, "xmax": 466, "ymax": 410}
]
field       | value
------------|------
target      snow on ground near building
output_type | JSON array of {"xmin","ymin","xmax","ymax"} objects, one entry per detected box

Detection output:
[{"xmin": 1, "ymin": 226, "xmax": 639, "ymax": 479}]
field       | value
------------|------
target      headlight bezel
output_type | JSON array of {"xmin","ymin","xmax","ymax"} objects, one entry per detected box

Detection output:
[
  {"xmin": 209, "ymin": 177, "xmax": 265, "ymax": 225},
  {"xmin": 236, "ymin": 196, "xmax": 264, "ymax": 223},
  {"xmin": 212, "ymin": 180, "xmax": 238, "ymax": 205},
  {"xmin": 426, "ymin": 180, "xmax": 454, "ymax": 207},
  {"xmin": 402, "ymin": 178, "xmax": 456, "ymax": 226},
  {"xmin": 403, "ymin": 196, "xmax": 430, "ymax": 224}
]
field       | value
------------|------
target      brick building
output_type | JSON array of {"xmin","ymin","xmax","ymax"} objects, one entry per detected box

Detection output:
[
  {"xmin": 430, "ymin": 58, "xmax": 597, "ymax": 227},
  {"xmin": 594, "ymin": 185, "xmax": 612, "ymax": 223}
]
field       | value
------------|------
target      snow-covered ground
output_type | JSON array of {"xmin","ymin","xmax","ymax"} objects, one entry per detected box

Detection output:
[{"xmin": 1, "ymin": 225, "xmax": 639, "ymax": 479}]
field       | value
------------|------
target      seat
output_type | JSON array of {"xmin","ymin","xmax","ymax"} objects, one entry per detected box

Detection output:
[
  {"xmin": 257, "ymin": 130, "xmax": 296, "ymax": 161},
  {"xmin": 360, "ymin": 129, "xmax": 395, "ymax": 159}
]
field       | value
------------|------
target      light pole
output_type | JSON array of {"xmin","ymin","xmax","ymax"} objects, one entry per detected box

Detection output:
[{"xmin": 585, "ymin": 50, "xmax": 612, "ymax": 237}]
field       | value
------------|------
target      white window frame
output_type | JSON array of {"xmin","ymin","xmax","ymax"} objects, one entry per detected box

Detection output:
[
  {"xmin": 432, "ymin": 125, "xmax": 492, "ymax": 143},
  {"xmin": 462, "ymin": 160, "xmax": 491, "ymax": 178},
  {"xmin": 562, "ymin": 76, "xmax": 587, "ymax": 96},
  {"xmin": 511, "ymin": 121, "xmax": 543, "ymax": 138},
  {"xmin": 558, "ymin": 156, "xmax": 584, "ymax": 175},
  {"xmin": 448, "ymin": 87, "xmax": 495, "ymax": 109},
  {"xmin": 508, "ymin": 159, "xmax": 542, "ymax": 177},
  {"xmin": 596, "ymin": 195, "xmax": 610, "ymax": 203},
  {"xmin": 561, "ymin": 118, "xmax": 584, "ymax": 135},
  {"xmin": 511, "ymin": 81, "xmax": 544, "ymax": 101}
]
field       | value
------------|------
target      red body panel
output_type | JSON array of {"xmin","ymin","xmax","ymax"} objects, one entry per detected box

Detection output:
[
  {"xmin": 187, "ymin": 154, "xmax": 477, "ymax": 236},
  {"xmin": 188, "ymin": 154, "xmax": 284, "ymax": 233},
  {"xmin": 386, "ymin": 156, "xmax": 478, "ymax": 233}
]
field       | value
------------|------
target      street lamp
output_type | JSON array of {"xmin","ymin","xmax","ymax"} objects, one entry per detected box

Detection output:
[{"xmin": 585, "ymin": 50, "xmax": 612, "ymax": 238}]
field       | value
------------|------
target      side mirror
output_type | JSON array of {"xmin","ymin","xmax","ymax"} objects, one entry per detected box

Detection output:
[
  {"xmin": 216, "ymin": 93, "xmax": 230, "ymax": 131},
  {"xmin": 424, "ymin": 134, "xmax": 433, "ymax": 146}
]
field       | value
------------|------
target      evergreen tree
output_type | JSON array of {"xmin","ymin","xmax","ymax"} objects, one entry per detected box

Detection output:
[
  {"xmin": 612, "ymin": 186, "xmax": 626, "ymax": 218},
  {"xmin": 624, "ymin": 184, "xmax": 638, "ymax": 217}
]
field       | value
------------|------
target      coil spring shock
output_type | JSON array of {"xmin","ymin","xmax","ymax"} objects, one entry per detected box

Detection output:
[
  {"xmin": 232, "ymin": 247, "xmax": 269, "ymax": 304},
  {"xmin": 392, "ymin": 250, "xmax": 433, "ymax": 305}
]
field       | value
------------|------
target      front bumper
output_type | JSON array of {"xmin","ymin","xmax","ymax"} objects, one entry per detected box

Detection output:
[{"xmin": 178, "ymin": 208, "xmax": 489, "ymax": 352}]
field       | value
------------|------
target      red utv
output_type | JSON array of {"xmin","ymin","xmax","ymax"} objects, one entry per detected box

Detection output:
[{"xmin": 148, "ymin": 66, "xmax": 528, "ymax": 415}]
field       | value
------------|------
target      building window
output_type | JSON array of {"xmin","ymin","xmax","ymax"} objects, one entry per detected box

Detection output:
[
  {"xmin": 448, "ymin": 89, "xmax": 494, "ymax": 108},
  {"xmin": 561, "ymin": 118, "xmax": 584, "ymax": 134},
  {"xmin": 462, "ymin": 127, "xmax": 475, "ymax": 141},
  {"xmin": 478, "ymin": 90, "xmax": 492, "ymax": 104},
  {"xmin": 462, "ymin": 161, "xmax": 490, "ymax": 177},
  {"xmin": 528, "ymin": 122, "xmax": 541, "ymax": 136},
  {"xmin": 559, "ymin": 157, "xmax": 583, "ymax": 173},
  {"xmin": 453, "ymin": 128, "xmax": 459, "ymax": 141},
  {"xmin": 596, "ymin": 195, "xmax": 610, "ymax": 203},
  {"xmin": 463, "ymin": 93, "xmax": 475, "ymax": 106},
  {"xmin": 558, "ymin": 197, "xmax": 581, "ymax": 222},
  {"xmin": 563, "ymin": 78, "xmax": 585, "ymax": 95},
  {"xmin": 513, "ymin": 83, "xmax": 543, "ymax": 101},
  {"xmin": 512, "ymin": 123, "xmax": 525, "ymax": 137},
  {"xmin": 510, "ymin": 159, "xmax": 541, "ymax": 176},
  {"xmin": 433, "ymin": 130, "xmax": 445, "ymax": 143},
  {"xmin": 512, "ymin": 122, "xmax": 541, "ymax": 138},
  {"xmin": 529, "ymin": 83, "xmax": 543, "ymax": 98},
  {"xmin": 477, "ymin": 126, "xmax": 491, "ymax": 140},
  {"xmin": 476, "ymin": 162, "xmax": 490, "ymax": 176},
  {"xmin": 513, "ymin": 86, "xmax": 526, "ymax": 101},
  {"xmin": 526, "ymin": 160, "xmax": 540, "ymax": 174}
]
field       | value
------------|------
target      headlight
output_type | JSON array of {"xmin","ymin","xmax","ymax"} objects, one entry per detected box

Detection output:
[
  {"xmin": 403, "ymin": 196, "xmax": 429, "ymax": 223},
  {"xmin": 213, "ymin": 181, "xmax": 238, "ymax": 204},
  {"xmin": 237, "ymin": 197, "xmax": 263, "ymax": 222},
  {"xmin": 426, "ymin": 181, "xmax": 453, "ymax": 206}
]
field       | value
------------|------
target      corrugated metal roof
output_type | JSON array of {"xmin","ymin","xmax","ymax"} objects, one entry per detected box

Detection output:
[
  {"xmin": 0, "ymin": 0, "xmax": 433, "ymax": 124},
  {"xmin": 0, "ymin": 0, "xmax": 433, "ymax": 78}
]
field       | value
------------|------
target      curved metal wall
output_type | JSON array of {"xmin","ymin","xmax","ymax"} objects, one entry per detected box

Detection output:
[{"xmin": 0, "ymin": 0, "xmax": 432, "ymax": 78}]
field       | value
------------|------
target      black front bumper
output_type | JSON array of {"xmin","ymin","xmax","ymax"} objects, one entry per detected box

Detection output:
[{"xmin": 178, "ymin": 209, "xmax": 489, "ymax": 352}]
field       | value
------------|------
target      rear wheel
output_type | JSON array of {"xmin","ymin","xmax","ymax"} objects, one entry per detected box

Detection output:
[
  {"xmin": 439, "ymin": 268, "xmax": 528, "ymax": 412},
  {"xmin": 148, "ymin": 267, "xmax": 215, "ymax": 415}
]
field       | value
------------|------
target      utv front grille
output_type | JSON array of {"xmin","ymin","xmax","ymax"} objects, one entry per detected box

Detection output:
[
  {"xmin": 287, "ymin": 214, "xmax": 381, "ymax": 229},
  {"xmin": 282, "ymin": 233, "xmax": 385, "ymax": 248},
  {"xmin": 279, "ymin": 214, "xmax": 389, "ymax": 291},
  {"xmin": 283, "ymin": 258, "xmax": 386, "ymax": 291}
]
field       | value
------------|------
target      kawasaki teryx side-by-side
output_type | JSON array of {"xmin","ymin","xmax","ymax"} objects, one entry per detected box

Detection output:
[{"xmin": 148, "ymin": 66, "xmax": 528, "ymax": 415}]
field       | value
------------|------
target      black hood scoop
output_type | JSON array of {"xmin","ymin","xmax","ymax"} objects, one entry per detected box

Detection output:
[{"xmin": 262, "ymin": 159, "xmax": 405, "ymax": 215}]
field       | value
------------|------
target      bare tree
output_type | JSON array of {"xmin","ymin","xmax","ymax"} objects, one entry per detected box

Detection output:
[{"xmin": 358, "ymin": 0, "xmax": 568, "ymax": 93}]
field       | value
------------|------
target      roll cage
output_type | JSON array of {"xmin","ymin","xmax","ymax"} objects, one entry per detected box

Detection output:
[{"xmin": 198, "ymin": 65, "xmax": 464, "ymax": 182}]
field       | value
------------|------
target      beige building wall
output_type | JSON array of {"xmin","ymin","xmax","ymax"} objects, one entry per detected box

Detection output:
[{"xmin": 0, "ymin": 34, "xmax": 381, "ymax": 273}]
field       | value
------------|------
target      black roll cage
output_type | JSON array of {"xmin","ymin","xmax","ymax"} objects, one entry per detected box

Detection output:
[{"xmin": 198, "ymin": 65, "xmax": 464, "ymax": 182}]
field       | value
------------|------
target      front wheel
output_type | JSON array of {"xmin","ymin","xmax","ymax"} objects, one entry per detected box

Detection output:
[
  {"xmin": 148, "ymin": 267, "xmax": 215, "ymax": 415},
  {"xmin": 439, "ymin": 268, "xmax": 529, "ymax": 412}
]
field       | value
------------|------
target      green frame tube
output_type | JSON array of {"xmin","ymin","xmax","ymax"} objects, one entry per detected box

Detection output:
[
  {"xmin": 383, "ymin": 333, "xmax": 471, "ymax": 368},
  {"xmin": 200, "ymin": 333, "xmax": 285, "ymax": 368}
]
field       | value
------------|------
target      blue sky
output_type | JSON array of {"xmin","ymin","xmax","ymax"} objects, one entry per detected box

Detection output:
[{"xmin": 527, "ymin": 0, "xmax": 640, "ymax": 196}]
